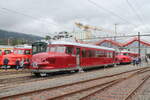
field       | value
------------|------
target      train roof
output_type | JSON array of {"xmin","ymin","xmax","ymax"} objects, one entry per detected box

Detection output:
[
  {"xmin": 15, "ymin": 45, "xmax": 32, "ymax": 49},
  {"xmin": 51, "ymin": 41, "xmax": 115, "ymax": 51},
  {"xmin": 0, "ymin": 45, "xmax": 14, "ymax": 48},
  {"xmin": 121, "ymin": 50, "xmax": 138, "ymax": 54}
]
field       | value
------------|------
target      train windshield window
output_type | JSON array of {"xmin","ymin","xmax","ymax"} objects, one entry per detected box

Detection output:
[
  {"xmin": 32, "ymin": 42, "xmax": 47, "ymax": 54},
  {"xmin": 4, "ymin": 50, "xmax": 11, "ymax": 54},
  {"xmin": 32, "ymin": 46, "xmax": 37, "ymax": 54}
]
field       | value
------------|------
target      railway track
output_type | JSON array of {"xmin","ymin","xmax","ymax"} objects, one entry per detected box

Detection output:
[
  {"xmin": 0, "ymin": 69, "xmax": 30, "ymax": 75},
  {"xmin": 0, "ymin": 71, "xmax": 77, "ymax": 90},
  {"xmin": 0, "ymin": 67, "xmax": 149, "ymax": 100},
  {"xmin": 0, "ymin": 64, "xmax": 132, "ymax": 89},
  {"xmin": 79, "ymin": 69, "xmax": 150, "ymax": 100}
]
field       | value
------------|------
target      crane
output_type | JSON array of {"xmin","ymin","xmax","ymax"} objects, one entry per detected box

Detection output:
[{"xmin": 75, "ymin": 22, "xmax": 115, "ymax": 40}]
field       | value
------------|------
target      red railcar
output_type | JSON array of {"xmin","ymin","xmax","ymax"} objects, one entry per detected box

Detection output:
[
  {"xmin": 29, "ymin": 41, "xmax": 116, "ymax": 76},
  {"xmin": 2, "ymin": 45, "xmax": 32, "ymax": 67},
  {"xmin": 116, "ymin": 50, "xmax": 139, "ymax": 64},
  {"xmin": 0, "ymin": 47, "xmax": 13, "ymax": 66}
]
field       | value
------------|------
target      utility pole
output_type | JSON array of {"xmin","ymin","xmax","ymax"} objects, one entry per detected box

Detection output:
[
  {"xmin": 138, "ymin": 32, "xmax": 141, "ymax": 56},
  {"xmin": 114, "ymin": 24, "xmax": 117, "ymax": 41},
  {"xmin": 7, "ymin": 38, "xmax": 10, "ymax": 45}
]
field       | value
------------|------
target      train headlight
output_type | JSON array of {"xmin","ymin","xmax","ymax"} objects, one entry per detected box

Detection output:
[
  {"xmin": 32, "ymin": 62, "xmax": 38, "ymax": 68},
  {"xmin": 46, "ymin": 58, "xmax": 56, "ymax": 64}
]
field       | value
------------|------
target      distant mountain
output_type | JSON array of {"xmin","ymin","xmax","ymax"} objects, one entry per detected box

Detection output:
[{"xmin": 0, "ymin": 29, "xmax": 43, "ymax": 45}]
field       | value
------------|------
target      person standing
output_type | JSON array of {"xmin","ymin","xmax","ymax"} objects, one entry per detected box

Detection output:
[
  {"xmin": 20, "ymin": 58, "xmax": 24, "ymax": 69},
  {"xmin": 133, "ymin": 57, "xmax": 136, "ymax": 66},
  {"xmin": 145, "ymin": 56, "xmax": 148, "ymax": 64},
  {"xmin": 3, "ymin": 57, "xmax": 9, "ymax": 70},
  {"xmin": 15, "ymin": 59, "xmax": 20, "ymax": 70}
]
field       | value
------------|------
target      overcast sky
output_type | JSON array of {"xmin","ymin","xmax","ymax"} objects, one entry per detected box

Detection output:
[{"xmin": 0, "ymin": 0, "xmax": 149, "ymax": 37}]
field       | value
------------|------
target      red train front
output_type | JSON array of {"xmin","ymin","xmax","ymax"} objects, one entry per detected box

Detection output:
[
  {"xmin": 116, "ymin": 50, "xmax": 139, "ymax": 64},
  {"xmin": 2, "ymin": 45, "xmax": 32, "ymax": 68},
  {"xmin": 29, "ymin": 41, "xmax": 116, "ymax": 76},
  {"xmin": 0, "ymin": 47, "xmax": 13, "ymax": 66}
]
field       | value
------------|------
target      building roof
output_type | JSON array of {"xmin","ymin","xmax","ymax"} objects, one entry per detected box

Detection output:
[
  {"xmin": 123, "ymin": 37, "xmax": 150, "ymax": 47},
  {"xmin": 93, "ymin": 37, "xmax": 150, "ymax": 47},
  {"xmin": 94, "ymin": 39, "xmax": 123, "ymax": 47}
]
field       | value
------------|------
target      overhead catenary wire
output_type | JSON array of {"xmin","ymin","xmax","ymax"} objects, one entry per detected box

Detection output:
[
  {"xmin": 126, "ymin": 0, "xmax": 150, "ymax": 31},
  {"xmin": 0, "ymin": 7, "xmax": 59, "ymax": 27},
  {"xmin": 133, "ymin": 0, "xmax": 146, "ymax": 19},
  {"xmin": 0, "ymin": 8, "xmax": 56, "ymax": 35},
  {"xmin": 80, "ymin": 33, "xmax": 150, "ymax": 40},
  {"xmin": 126, "ymin": 0, "xmax": 149, "ymax": 32},
  {"xmin": 126, "ymin": 0, "xmax": 145, "ymax": 25},
  {"xmin": 0, "ymin": 7, "xmax": 73, "ymax": 35},
  {"xmin": 87, "ymin": 0, "xmax": 138, "ymax": 28}
]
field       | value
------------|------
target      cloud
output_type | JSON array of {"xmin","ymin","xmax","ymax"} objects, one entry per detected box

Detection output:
[{"xmin": 0, "ymin": 0, "xmax": 149, "ymax": 37}]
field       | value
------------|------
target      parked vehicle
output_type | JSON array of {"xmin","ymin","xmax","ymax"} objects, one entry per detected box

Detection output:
[
  {"xmin": 2, "ymin": 45, "xmax": 32, "ymax": 68},
  {"xmin": 116, "ymin": 50, "xmax": 139, "ymax": 64},
  {"xmin": 29, "ymin": 41, "xmax": 116, "ymax": 76},
  {"xmin": 0, "ymin": 46, "xmax": 13, "ymax": 66}
]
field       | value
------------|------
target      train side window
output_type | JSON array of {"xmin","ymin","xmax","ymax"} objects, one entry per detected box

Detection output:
[
  {"xmin": 81, "ymin": 49, "xmax": 86, "ymax": 57},
  {"xmin": 66, "ymin": 47, "xmax": 74, "ymax": 54},
  {"xmin": 56, "ymin": 46, "xmax": 66, "ymax": 53},
  {"xmin": 106, "ymin": 52, "xmax": 109, "ymax": 58},
  {"xmin": 0, "ymin": 50, "xmax": 2, "ymax": 55},
  {"xmin": 96, "ymin": 51, "xmax": 100, "ymax": 57},
  {"xmin": 123, "ymin": 53, "xmax": 128, "ymax": 55},
  {"xmin": 109, "ymin": 52, "xmax": 113, "ymax": 58},
  {"xmin": 25, "ymin": 50, "xmax": 31, "ymax": 55},
  {"xmin": 87, "ymin": 50, "xmax": 94, "ymax": 57},
  {"xmin": 50, "ymin": 47, "xmax": 56, "ymax": 52},
  {"xmin": 92, "ymin": 50, "xmax": 96, "ymax": 57},
  {"xmin": 89, "ymin": 50, "xmax": 93, "ymax": 57}
]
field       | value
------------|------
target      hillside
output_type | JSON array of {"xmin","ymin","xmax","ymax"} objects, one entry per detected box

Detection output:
[{"xmin": 0, "ymin": 29, "xmax": 43, "ymax": 45}]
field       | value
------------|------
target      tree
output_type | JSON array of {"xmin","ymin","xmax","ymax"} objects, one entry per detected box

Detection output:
[{"xmin": 45, "ymin": 35, "xmax": 51, "ymax": 40}]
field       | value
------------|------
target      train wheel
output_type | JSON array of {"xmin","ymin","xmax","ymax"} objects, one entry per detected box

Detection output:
[
  {"xmin": 34, "ymin": 73, "xmax": 48, "ymax": 77},
  {"xmin": 34, "ymin": 73, "xmax": 40, "ymax": 77},
  {"xmin": 39, "ymin": 73, "xmax": 48, "ymax": 77}
]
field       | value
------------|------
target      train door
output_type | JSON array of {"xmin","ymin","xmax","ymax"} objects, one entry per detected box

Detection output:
[
  {"xmin": 0, "ymin": 50, "xmax": 2, "ymax": 65},
  {"xmin": 76, "ymin": 48, "xmax": 84, "ymax": 72},
  {"xmin": 76, "ymin": 48, "xmax": 80, "ymax": 67}
]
